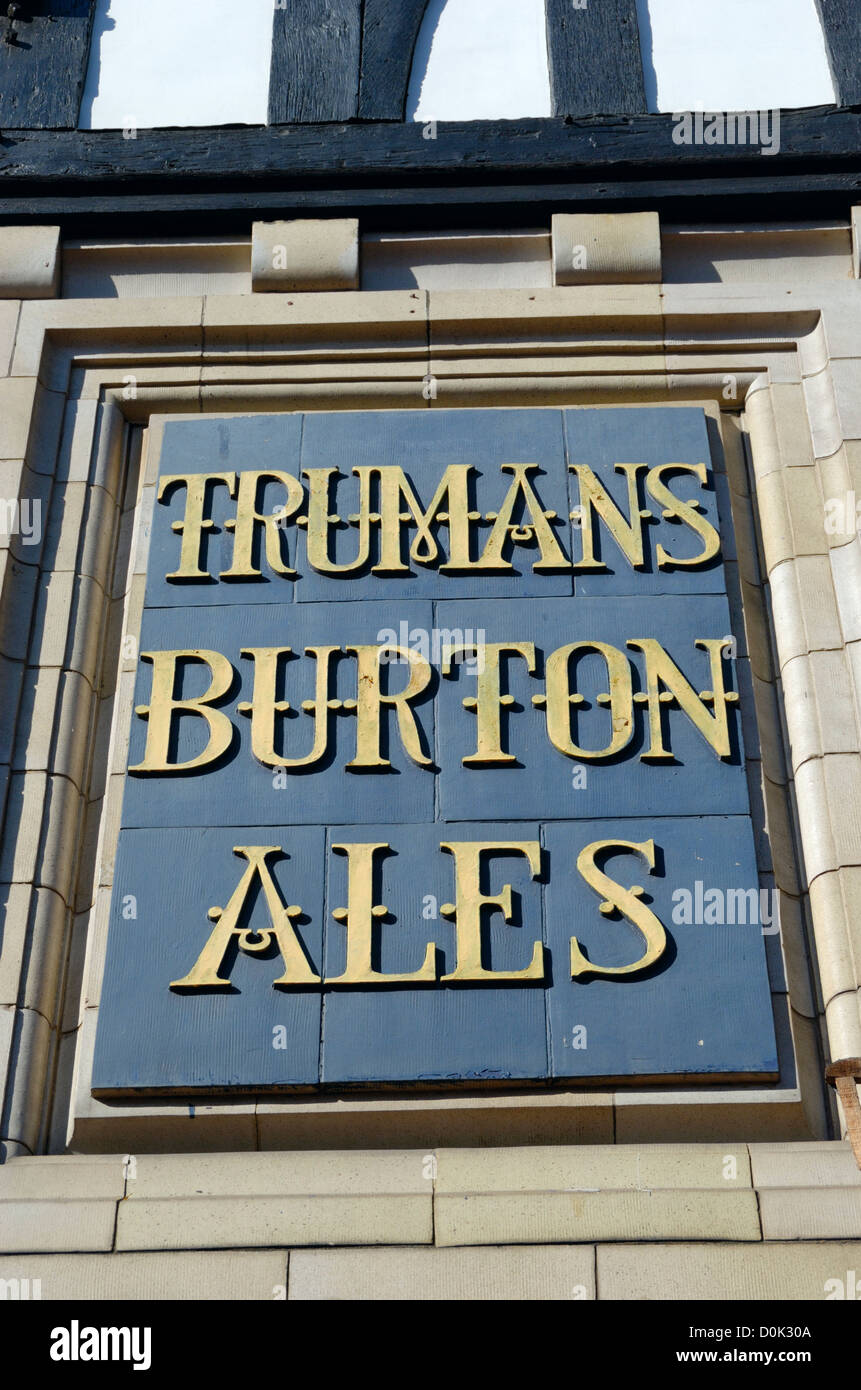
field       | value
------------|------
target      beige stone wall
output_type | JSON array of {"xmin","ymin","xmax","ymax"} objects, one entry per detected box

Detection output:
[
  {"xmin": 1, "ymin": 214, "xmax": 861, "ymax": 1294},
  {"xmin": 0, "ymin": 1143, "xmax": 859, "ymax": 1299}
]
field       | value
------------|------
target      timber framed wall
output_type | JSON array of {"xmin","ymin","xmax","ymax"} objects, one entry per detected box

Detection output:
[
  {"xmin": 1, "ymin": 0, "xmax": 858, "ymax": 128},
  {"xmin": 0, "ymin": 0, "xmax": 860, "ymax": 237}
]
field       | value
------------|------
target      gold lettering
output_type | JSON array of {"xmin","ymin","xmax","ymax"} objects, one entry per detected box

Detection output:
[
  {"xmin": 303, "ymin": 467, "xmax": 373, "ymax": 574},
  {"xmin": 170, "ymin": 846, "xmax": 320, "ymax": 988},
  {"xmin": 478, "ymin": 464, "xmax": 571, "ymax": 571},
  {"xmin": 129, "ymin": 649, "xmax": 235, "ymax": 773},
  {"xmin": 158, "ymin": 472, "xmax": 236, "ymax": 581},
  {"xmin": 365, "ymin": 464, "xmax": 476, "ymax": 572},
  {"xmin": 570, "ymin": 463, "xmax": 650, "ymax": 570},
  {"xmin": 220, "ymin": 469, "xmax": 304, "ymax": 579},
  {"xmin": 570, "ymin": 837, "xmax": 667, "ymax": 978},
  {"xmin": 646, "ymin": 462, "xmax": 721, "ymax": 568},
  {"xmin": 347, "ymin": 645, "xmax": 433, "ymax": 769},
  {"xmin": 627, "ymin": 637, "xmax": 740, "ymax": 761},
  {"xmin": 440, "ymin": 840, "xmax": 545, "ymax": 982},
  {"xmin": 327, "ymin": 842, "xmax": 436, "ymax": 984},
  {"xmin": 238, "ymin": 646, "xmax": 339, "ymax": 769},
  {"xmin": 443, "ymin": 642, "xmax": 536, "ymax": 764},
  {"xmin": 543, "ymin": 641, "xmax": 633, "ymax": 759}
]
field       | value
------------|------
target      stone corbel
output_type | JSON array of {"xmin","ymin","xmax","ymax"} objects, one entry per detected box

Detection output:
[
  {"xmin": 552, "ymin": 212, "xmax": 661, "ymax": 287},
  {"xmin": 251, "ymin": 218, "xmax": 360, "ymax": 293},
  {"xmin": 0, "ymin": 226, "xmax": 61, "ymax": 299}
]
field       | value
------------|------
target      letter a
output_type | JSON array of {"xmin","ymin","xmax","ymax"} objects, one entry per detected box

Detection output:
[{"xmin": 170, "ymin": 847, "xmax": 321, "ymax": 989}]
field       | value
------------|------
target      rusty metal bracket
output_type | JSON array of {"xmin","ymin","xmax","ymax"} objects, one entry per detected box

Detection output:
[{"xmin": 826, "ymin": 1058, "xmax": 861, "ymax": 1169}]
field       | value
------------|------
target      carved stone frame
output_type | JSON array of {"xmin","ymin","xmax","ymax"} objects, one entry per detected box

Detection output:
[{"xmin": 1, "ymin": 284, "xmax": 856, "ymax": 1153}]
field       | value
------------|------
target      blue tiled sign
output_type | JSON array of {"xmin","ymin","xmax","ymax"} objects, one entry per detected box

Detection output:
[{"xmin": 92, "ymin": 408, "xmax": 778, "ymax": 1093}]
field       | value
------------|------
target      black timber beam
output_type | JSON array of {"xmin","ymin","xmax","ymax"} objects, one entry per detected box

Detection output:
[
  {"xmin": 546, "ymin": 0, "xmax": 646, "ymax": 116},
  {"xmin": 359, "ymin": 0, "xmax": 429, "ymax": 121},
  {"xmin": 2, "ymin": 111, "xmax": 859, "ymax": 181},
  {"xmin": 0, "ymin": 113, "xmax": 859, "ymax": 234},
  {"xmin": 1, "ymin": 174, "xmax": 860, "ymax": 238},
  {"xmin": 816, "ymin": 0, "xmax": 861, "ymax": 106},
  {"xmin": 0, "ymin": 1, "xmax": 95, "ymax": 129},
  {"xmin": 268, "ymin": 0, "xmax": 362, "ymax": 123}
]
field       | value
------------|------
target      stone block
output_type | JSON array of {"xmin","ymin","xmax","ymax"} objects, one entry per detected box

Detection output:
[
  {"xmin": 768, "ymin": 556, "xmax": 844, "ymax": 668},
  {"xmin": 0, "ymin": 1250, "xmax": 287, "ymax": 1300},
  {"xmin": 116, "ymin": 1150, "xmax": 432, "ymax": 1249},
  {"xmin": 831, "ymin": 537, "xmax": 861, "ymax": 643},
  {"xmin": 127, "ymin": 1149, "xmax": 429, "ymax": 1199},
  {"xmin": 289, "ymin": 1244, "xmax": 596, "ymax": 1300},
  {"xmin": 0, "ymin": 1154, "xmax": 126, "ymax": 1201},
  {"xmin": 435, "ymin": 1144, "xmax": 751, "ymax": 1194},
  {"xmin": 55, "ymin": 399, "xmax": 99, "ymax": 486},
  {"xmin": 803, "ymin": 367, "xmax": 842, "ymax": 460},
  {"xmin": 0, "ymin": 1200, "xmax": 115, "ymax": 1254},
  {"xmin": 758, "ymin": 467, "xmax": 827, "ymax": 574},
  {"xmin": 750, "ymin": 1141, "xmax": 861, "ymax": 1188},
  {"xmin": 0, "ymin": 770, "xmax": 46, "ymax": 884},
  {"xmin": 0, "ymin": 378, "xmax": 37, "ymax": 459},
  {"xmin": 783, "ymin": 648, "xmax": 860, "ymax": 766},
  {"xmin": 0, "ymin": 883, "xmax": 68, "ymax": 1018},
  {"xmin": 614, "ymin": 1091, "xmax": 815, "ymax": 1143},
  {"xmin": 435, "ymin": 1190, "xmax": 760, "ymax": 1246},
  {"xmin": 552, "ymin": 213, "xmax": 661, "ymax": 286},
  {"xmin": 0, "ymin": 652, "xmax": 24, "ymax": 765},
  {"xmin": 808, "ymin": 867, "xmax": 861, "ymax": 1014},
  {"xmin": 598, "ymin": 1241, "xmax": 861, "ymax": 1300},
  {"xmin": 0, "ymin": 1006, "xmax": 52, "ymax": 1153},
  {"xmin": 252, "ymin": 219, "xmax": 360, "ymax": 292},
  {"xmin": 759, "ymin": 1187, "xmax": 861, "ymax": 1239},
  {"xmin": 0, "ymin": 228, "xmax": 60, "ymax": 300},
  {"xmin": 831, "ymin": 358, "xmax": 861, "ymax": 441},
  {"xmin": 795, "ymin": 755, "xmax": 861, "ymax": 880},
  {"xmin": 117, "ymin": 1194, "xmax": 432, "ymax": 1251}
]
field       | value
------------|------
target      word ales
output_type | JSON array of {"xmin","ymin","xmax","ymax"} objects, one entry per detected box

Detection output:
[{"xmin": 172, "ymin": 836, "xmax": 666, "ymax": 991}]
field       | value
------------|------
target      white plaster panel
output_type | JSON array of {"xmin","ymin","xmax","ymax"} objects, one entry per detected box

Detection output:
[
  {"xmin": 637, "ymin": 0, "xmax": 836, "ymax": 113},
  {"xmin": 408, "ymin": 0, "xmax": 552, "ymax": 122},
  {"xmin": 80, "ymin": 0, "xmax": 273, "ymax": 130}
]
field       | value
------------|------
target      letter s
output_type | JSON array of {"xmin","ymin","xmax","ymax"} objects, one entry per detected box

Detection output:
[{"xmin": 570, "ymin": 838, "xmax": 667, "ymax": 979}]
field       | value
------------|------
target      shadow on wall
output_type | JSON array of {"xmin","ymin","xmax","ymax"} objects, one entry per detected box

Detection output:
[
  {"xmin": 78, "ymin": 2, "xmax": 116, "ymax": 128},
  {"xmin": 406, "ymin": 0, "xmax": 446, "ymax": 122},
  {"xmin": 634, "ymin": 0, "xmax": 659, "ymax": 113}
]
